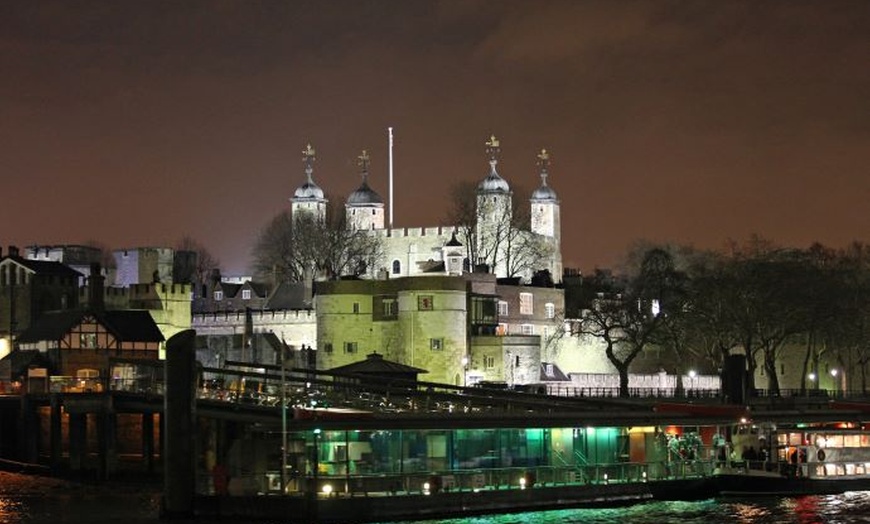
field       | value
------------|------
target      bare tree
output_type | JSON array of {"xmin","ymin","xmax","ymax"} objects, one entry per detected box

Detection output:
[
  {"xmin": 175, "ymin": 235, "xmax": 220, "ymax": 284},
  {"xmin": 571, "ymin": 248, "xmax": 681, "ymax": 397},
  {"xmin": 251, "ymin": 202, "xmax": 383, "ymax": 285},
  {"xmin": 444, "ymin": 181, "xmax": 551, "ymax": 280},
  {"xmin": 445, "ymin": 181, "xmax": 480, "ymax": 270}
]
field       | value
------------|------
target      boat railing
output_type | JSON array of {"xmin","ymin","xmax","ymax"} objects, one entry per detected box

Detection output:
[{"xmin": 201, "ymin": 459, "xmax": 717, "ymax": 497}]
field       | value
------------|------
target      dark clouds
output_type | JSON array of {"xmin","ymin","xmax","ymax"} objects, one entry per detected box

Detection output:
[{"xmin": 1, "ymin": 0, "xmax": 869, "ymax": 274}]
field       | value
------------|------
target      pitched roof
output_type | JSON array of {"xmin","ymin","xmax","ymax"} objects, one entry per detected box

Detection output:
[
  {"xmin": 329, "ymin": 353, "xmax": 427, "ymax": 375},
  {"xmin": 218, "ymin": 283, "xmax": 242, "ymax": 297},
  {"xmin": 266, "ymin": 282, "xmax": 311, "ymax": 309},
  {"xmin": 16, "ymin": 309, "xmax": 164, "ymax": 344},
  {"xmin": 540, "ymin": 362, "xmax": 570, "ymax": 382},
  {"xmin": 100, "ymin": 310, "xmax": 164, "ymax": 342},
  {"xmin": 15, "ymin": 310, "xmax": 83, "ymax": 343},
  {"xmin": 247, "ymin": 282, "xmax": 269, "ymax": 297},
  {"xmin": 1, "ymin": 256, "xmax": 82, "ymax": 278}
]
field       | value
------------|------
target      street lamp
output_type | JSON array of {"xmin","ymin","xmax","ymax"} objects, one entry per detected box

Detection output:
[
  {"xmin": 687, "ymin": 369, "xmax": 697, "ymax": 396},
  {"xmin": 461, "ymin": 357, "xmax": 469, "ymax": 387}
]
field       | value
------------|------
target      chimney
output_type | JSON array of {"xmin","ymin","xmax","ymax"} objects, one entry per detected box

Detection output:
[
  {"xmin": 8, "ymin": 246, "xmax": 19, "ymax": 257},
  {"xmin": 89, "ymin": 262, "xmax": 105, "ymax": 311}
]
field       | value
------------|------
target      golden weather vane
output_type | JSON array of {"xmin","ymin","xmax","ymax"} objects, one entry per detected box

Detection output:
[
  {"xmin": 485, "ymin": 134, "xmax": 501, "ymax": 160},
  {"xmin": 357, "ymin": 149, "xmax": 370, "ymax": 173},
  {"xmin": 302, "ymin": 143, "xmax": 316, "ymax": 166},
  {"xmin": 537, "ymin": 148, "xmax": 550, "ymax": 169}
]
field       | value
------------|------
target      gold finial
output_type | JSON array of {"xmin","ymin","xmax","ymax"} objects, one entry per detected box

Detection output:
[
  {"xmin": 357, "ymin": 149, "xmax": 370, "ymax": 173},
  {"xmin": 302, "ymin": 143, "xmax": 316, "ymax": 164},
  {"xmin": 485, "ymin": 134, "xmax": 501, "ymax": 160},
  {"xmin": 537, "ymin": 148, "xmax": 550, "ymax": 169}
]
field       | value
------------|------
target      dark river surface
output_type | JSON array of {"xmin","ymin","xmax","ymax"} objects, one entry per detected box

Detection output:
[{"xmin": 5, "ymin": 492, "xmax": 870, "ymax": 524}]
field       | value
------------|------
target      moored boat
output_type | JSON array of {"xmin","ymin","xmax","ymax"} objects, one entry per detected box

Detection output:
[{"xmin": 713, "ymin": 424, "xmax": 870, "ymax": 496}]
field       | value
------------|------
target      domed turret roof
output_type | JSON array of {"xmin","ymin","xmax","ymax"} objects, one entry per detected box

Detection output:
[
  {"xmin": 346, "ymin": 150, "xmax": 383, "ymax": 206},
  {"xmin": 477, "ymin": 134, "xmax": 511, "ymax": 194},
  {"xmin": 531, "ymin": 177, "xmax": 558, "ymax": 202},
  {"xmin": 294, "ymin": 178, "xmax": 325, "ymax": 200},
  {"xmin": 478, "ymin": 167, "xmax": 511, "ymax": 193},
  {"xmin": 530, "ymin": 148, "xmax": 558, "ymax": 202},
  {"xmin": 292, "ymin": 143, "xmax": 326, "ymax": 202},
  {"xmin": 347, "ymin": 180, "xmax": 383, "ymax": 205},
  {"xmin": 531, "ymin": 185, "xmax": 558, "ymax": 202}
]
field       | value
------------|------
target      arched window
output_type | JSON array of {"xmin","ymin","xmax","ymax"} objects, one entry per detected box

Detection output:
[{"xmin": 392, "ymin": 260, "xmax": 401, "ymax": 275}]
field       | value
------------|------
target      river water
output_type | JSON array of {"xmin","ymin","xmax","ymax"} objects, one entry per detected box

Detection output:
[{"xmin": 3, "ymin": 472, "xmax": 870, "ymax": 524}]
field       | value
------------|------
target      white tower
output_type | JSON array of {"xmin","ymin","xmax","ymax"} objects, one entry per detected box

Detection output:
[
  {"xmin": 530, "ymin": 148, "xmax": 563, "ymax": 281},
  {"xmin": 291, "ymin": 143, "xmax": 328, "ymax": 222},
  {"xmin": 475, "ymin": 135, "xmax": 512, "ymax": 276},
  {"xmin": 345, "ymin": 150, "xmax": 385, "ymax": 231}
]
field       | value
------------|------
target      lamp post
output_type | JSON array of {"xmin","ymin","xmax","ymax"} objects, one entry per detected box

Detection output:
[
  {"xmin": 280, "ymin": 343, "xmax": 288, "ymax": 494},
  {"xmin": 461, "ymin": 357, "xmax": 469, "ymax": 387},
  {"xmin": 831, "ymin": 369, "xmax": 840, "ymax": 397}
]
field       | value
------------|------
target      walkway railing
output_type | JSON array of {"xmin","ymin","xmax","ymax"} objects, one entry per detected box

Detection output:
[{"xmin": 202, "ymin": 459, "xmax": 715, "ymax": 497}]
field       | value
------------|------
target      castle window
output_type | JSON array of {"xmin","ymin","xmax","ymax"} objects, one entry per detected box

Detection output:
[
  {"xmin": 519, "ymin": 293, "xmax": 533, "ymax": 315},
  {"xmin": 323, "ymin": 343, "xmax": 333, "ymax": 353},
  {"xmin": 484, "ymin": 355, "xmax": 495, "ymax": 369},
  {"xmin": 418, "ymin": 295, "xmax": 433, "ymax": 311},
  {"xmin": 80, "ymin": 333, "xmax": 97, "ymax": 349},
  {"xmin": 344, "ymin": 342, "xmax": 358, "ymax": 354},
  {"xmin": 242, "ymin": 289, "xmax": 251, "ymax": 300},
  {"xmin": 498, "ymin": 301, "xmax": 508, "ymax": 316},
  {"xmin": 430, "ymin": 338, "xmax": 444, "ymax": 351},
  {"xmin": 214, "ymin": 290, "xmax": 223, "ymax": 301},
  {"xmin": 352, "ymin": 302, "xmax": 360, "ymax": 314},
  {"xmin": 392, "ymin": 260, "xmax": 401, "ymax": 274},
  {"xmin": 383, "ymin": 299, "xmax": 397, "ymax": 317},
  {"xmin": 545, "ymin": 303, "xmax": 555, "ymax": 319},
  {"xmin": 521, "ymin": 324, "xmax": 534, "ymax": 335}
]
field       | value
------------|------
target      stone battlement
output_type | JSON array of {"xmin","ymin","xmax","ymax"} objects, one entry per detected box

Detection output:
[
  {"xmin": 377, "ymin": 226, "xmax": 458, "ymax": 238},
  {"xmin": 192, "ymin": 309, "xmax": 315, "ymax": 326}
]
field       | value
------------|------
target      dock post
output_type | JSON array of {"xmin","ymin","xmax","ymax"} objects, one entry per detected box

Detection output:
[
  {"xmin": 49, "ymin": 393, "xmax": 62, "ymax": 471},
  {"xmin": 18, "ymin": 395, "xmax": 38, "ymax": 463},
  {"xmin": 97, "ymin": 406, "xmax": 117, "ymax": 480},
  {"xmin": 142, "ymin": 412, "xmax": 155, "ymax": 475},
  {"xmin": 68, "ymin": 412, "xmax": 86, "ymax": 472},
  {"xmin": 162, "ymin": 329, "xmax": 197, "ymax": 518}
]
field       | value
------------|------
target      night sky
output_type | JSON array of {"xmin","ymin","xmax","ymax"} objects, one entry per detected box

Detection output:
[{"xmin": 3, "ymin": 1, "xmax": 869, "ymax": 275}]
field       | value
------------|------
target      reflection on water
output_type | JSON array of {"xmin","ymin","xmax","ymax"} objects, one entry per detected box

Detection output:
[
  {"xmin": 385, "ymin": 491, "xmax": 870, "ymax": 524},
  {"xmin": 5, "ymin": 492, "xmax": 870, "ymax": 524}
]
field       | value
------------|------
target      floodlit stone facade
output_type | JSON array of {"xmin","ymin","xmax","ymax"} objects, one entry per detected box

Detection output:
[{"xmin": 290, "ymin": 137, "xmax": 562, "ymax": 283}]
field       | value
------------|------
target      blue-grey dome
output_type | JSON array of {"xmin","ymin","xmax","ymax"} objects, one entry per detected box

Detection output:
[
  {"xmin": 347, "ymin": 180, "xmax": 383, "ymax": 205},
  {"xmin": 293, "ymin": 159, "xmax": 326, "ymax": 201},
  {"xmin": 531, "ymin": 182, "xmax": 558, "ymax": 202},
  {"xmin": 294, "ymin": 179, "xmax": 325, "ymax": 200},
  {"xmin": 477, "ymin": 161, "xmax": 511, "ymax": 193}
]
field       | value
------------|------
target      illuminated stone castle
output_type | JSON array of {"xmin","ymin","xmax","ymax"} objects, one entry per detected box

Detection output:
[{"xmin": 290, "ymin": 136, "xmax": 563, "ymax": 283}]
